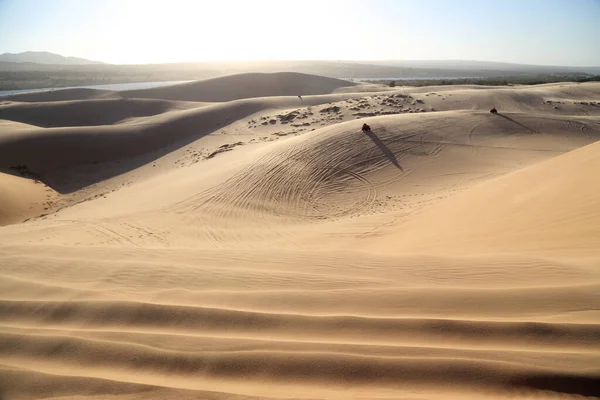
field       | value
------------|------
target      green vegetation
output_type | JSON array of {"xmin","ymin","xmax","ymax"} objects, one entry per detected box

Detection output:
[{"xmin": 371, "ymin": 74, "xmax": 600, "ymax": 88}]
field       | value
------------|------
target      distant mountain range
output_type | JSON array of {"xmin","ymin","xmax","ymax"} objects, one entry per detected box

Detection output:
[
  {"xmin": 0, "ymin": 51, "xmax": 104, "ymax": 65},
  {"xmin": 1, "ymin": 52, "xmax": 598, "ymax": 75}
]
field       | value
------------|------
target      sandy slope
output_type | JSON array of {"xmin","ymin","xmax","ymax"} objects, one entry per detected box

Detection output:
[
  {"xmin": 0, "ymin": 76, "xmax": 599, "ymax": 399},
  {"xmin": 1, "ymin": 88, "xmax": 118, "ymax": 102},
  {"xmin": 121, "ymin": 72, "xmax": 357, "ymax": 102},
  {"xmin": 0, "ymin": 98, "xmax": 203, "ymax": 127},
  {"xmin": 0, "ymin": 172, "xmax": 56, "ymax": 225},
  {"xmin": 373, "ymin": 139, "xmax": 600, "ymax": 255}
]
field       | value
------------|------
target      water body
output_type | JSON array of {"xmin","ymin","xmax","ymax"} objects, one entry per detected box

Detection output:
[{"xmin": 0, "ymin": 80, "xmax": 191, "ymax": 97}]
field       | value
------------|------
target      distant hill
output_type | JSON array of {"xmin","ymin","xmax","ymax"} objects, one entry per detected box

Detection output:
[{"xmin": 0, "ymin": 51, "xmax": 105, "ymax": 65}]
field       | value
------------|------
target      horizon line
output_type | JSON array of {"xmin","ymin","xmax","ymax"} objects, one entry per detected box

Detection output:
[{"xmin": 1, "ymin": 53, "xmax": 600, "ymax": 69}]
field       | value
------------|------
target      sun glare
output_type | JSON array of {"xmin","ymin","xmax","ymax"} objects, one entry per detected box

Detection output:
[{"xmin": 97, "ymin": 0, "xmax": 363, "ymax": 63}]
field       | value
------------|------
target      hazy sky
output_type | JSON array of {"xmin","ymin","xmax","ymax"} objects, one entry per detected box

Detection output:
[{"xmin": 1, "ymin": 0, "xmax": 599, "ymax": 65}]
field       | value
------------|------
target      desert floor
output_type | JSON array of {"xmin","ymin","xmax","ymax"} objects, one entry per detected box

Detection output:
[{"xmin": 1, "ymin": 73, "xmax": 599, "ymax": 399}]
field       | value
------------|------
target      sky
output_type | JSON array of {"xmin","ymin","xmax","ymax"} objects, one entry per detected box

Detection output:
[{"xmin": 0, "ymin": 0, "xmax": 599, "ymax": 66}]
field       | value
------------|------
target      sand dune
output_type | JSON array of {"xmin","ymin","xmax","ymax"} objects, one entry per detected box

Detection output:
[
  {"xmin": 121, "ymin": 72, "xmax": 357, "ymax": 102},
  {"xmin": 374, "ymin": 139, "xmax": 600, "ymax": 255},
  {"xmin": 2, "ymin": 87, "xmax": 118, "ymax": 102},
  {"xmin": 0, "ymin": 99, "xmax": 280, "ymax": 177},
  {"xmin": 0, "ymin": 76, "xmax": 599, "ymax": 400},
  {"xmin": 0, "ymin": 172, "xmax": 55, "ymax": 225},
  {"xmin": 0, "ymin": 98, "xmax": 202, "ymax": 127},
  {"xmin": 0, "ymin": 119, "xmax": 40, "ymax": 130},
  {"xmin": 0, "ymin": 89, "xmax": 368, "ymax": 175},
  {"xmin": 182, "ymin": 111, "xmax": 598, "ymax": 219}
]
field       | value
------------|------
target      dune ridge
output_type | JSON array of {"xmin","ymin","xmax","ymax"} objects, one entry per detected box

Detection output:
[{"xmin": 121, "ymin": 72, "xmax": 357, "ymax": 102}]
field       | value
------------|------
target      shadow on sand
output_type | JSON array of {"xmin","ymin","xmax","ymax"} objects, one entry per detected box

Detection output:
[
  {"xmin": 496, "ymin": 113, "xmax": 538, "ymax": 133},
  {"xmin": 0, "ymin": 101, "xmax": 267, "ymax": 194},
  {"xmin": 364, "ymin": 129, "xmax": 402, "ymax": 170},
  {"xmin": 45, "ymin": 137, "xmax": 203, "ymax": 194},
  {"xmin": 510, "ymin": 373, "xmax": 600, "ymax": 398}
]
